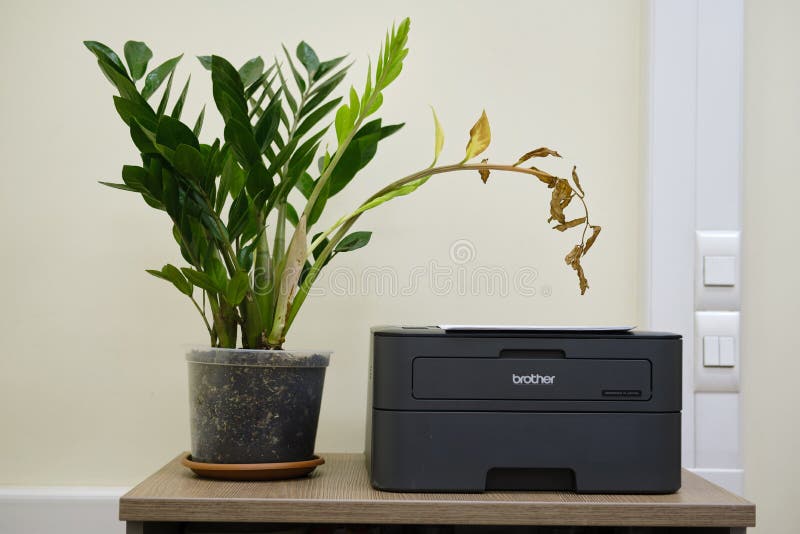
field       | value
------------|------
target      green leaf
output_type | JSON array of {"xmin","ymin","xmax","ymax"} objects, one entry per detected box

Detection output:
[
  {"xmin": 156, "ymin": 115, "xmax": 199, "ymax": 150},
  {"xmin": 285, "ymin": 202, "xmax": 300, "ymax": 226},
  {"xmin": 147, "ymin": 264, "xmax": 192, "ymax": 296},
  {"xmin": 246, "ymin": 163, "xmax": 273, "ymax": 199},
  {"xmin": 296, "ymin": 41, "xmax": 320, "ymax": 76},
  {"xmin": 211, "ymin": 55, "xmax": 248, "ymax": 122},
  {"xmin": 238, "ymin": 56, "xmax": 264, "ymax": 86},
  {"xmin": 129, "ymin": 118, "xmax": 158, "ymax": 154},
  {"xmin": 192, "ymin": 105, "xmax": 205, "ymax": 137},
  {"xmin": 222, "ymin": 155, "xmax": 246, "ymax": 199},
  {"xmin": 123, "ymin": 41, "xmax": 152, "ymax": 81},
  {"xmin": 355, "ymin": 176, "xmax": 429, "ymax": 216},
  {"xmin": 334, "ymin": 104, "xmax": 352, "ymax": 144},
  {"xmin": 307, "ymin": 179, "xmax": 329, "ymax": 227},
  {"xmin": 96, "ymin": 59, "xmax": 143, "ymax": 103},
  {"xmin": 173, "ymin": 144, "xmax": 205, "ymax": 181},
  {"xmin": 180, "ymin": 268, "xmax": 221, "ymax": 293},
  {"xmin": 171, "ymin": 76, "xmax": 191, "ymax": 119},
  {"xmin": 142, "ymin": 54, "xmax": 183, "ymax": 100},
  {"xmin": 254, "ymin": 93, "xmax": 282, "ymax": 153},
  {"xmin": 313, "ymin": 54, "xmax": 347, "ymax": 82},
  {"xmin": 99, "ymin": 181, "xmax": 137, "ymax": 192},
  {"xmin": 282, "ymin": 44, "xmax": 306, "ymax": 92},
  {"xmin": 196, "ymin": 55, "xmax": 212, "ymax": 70},
  {"xmin": 227, "ymin": 192, "xmax": 251, "ymax": 240},
  {"xmin": 84, "ymin": 41, "xmax": 127, "ymax": 76},
  {"xmin": 275, "ymin": 63, "xmax": 298, "ymax": 113},
  {"xmin": 225, "ymin": 118, "xmax": 261, "ymax": 168},
  {"xmin": 204, "ymin": 256, "xmax": 228, "ymax": 291},
  {"xmin": 334, "ymin": 231, "xmax": 372, "ymax": 253},
  {"xmin": 113, "ymin": 96, "xmax": 157, "ymax": 131},
  {"xmin": 156, "ymin": 69, "xmax": 175, "ymax": 116},
  {"xmin": 225, "ymin": 271, "xmax": 250, "ymax": 306}
]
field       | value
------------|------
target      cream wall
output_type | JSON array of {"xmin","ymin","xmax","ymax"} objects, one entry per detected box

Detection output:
[
  {"xmin": 0, "ymin": 0, "xmax": 643, "ymax": 485},
  {"xmin": 742, "ymin": 0, "xmax": 800, "ymax": 532}
]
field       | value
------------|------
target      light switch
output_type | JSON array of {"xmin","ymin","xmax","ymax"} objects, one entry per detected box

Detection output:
[
  {"xmin": 696, "ymin": 231, "xmax": 740, "ymax": 310},
  {"xmin": 719, "ymin": 336, "xmax": 736, "ymax": 367},
  {"xmin": 704, "ymin": 256, "xmax": 736, "ymax": 286},
  {"xmin": 703, "ymin": 336, "xmax": 720, "ymax": 367},
  {"xmin": 695, "ymin": 311, "xmax": 740, "ymax": 392}
]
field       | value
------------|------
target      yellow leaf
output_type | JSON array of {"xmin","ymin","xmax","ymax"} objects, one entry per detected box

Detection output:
[
  {"xmin": 479, "ymin": 158, "xmax": 490, "ymax": 183},
  {"xmin": 431, "ymin": 107, "xmax": 445, "ymax": 165},
  {"xmin": 462, "ymin": 110, "xmax": 491, "ymax": 162}
]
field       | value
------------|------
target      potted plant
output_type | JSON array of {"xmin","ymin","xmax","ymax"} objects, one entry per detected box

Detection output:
[{"xmin": 85, "ymin": 17, "xmax": 600, "ymax": 474}]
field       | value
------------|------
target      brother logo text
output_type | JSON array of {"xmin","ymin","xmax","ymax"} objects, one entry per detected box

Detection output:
[{"xmin": 512, "ymin": 373, "xmax": 556, "ymax": 385}]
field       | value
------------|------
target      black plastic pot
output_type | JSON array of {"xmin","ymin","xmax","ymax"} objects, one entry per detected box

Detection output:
[{"xmin": 186, "ymin": 348, "xmax": 331, "ymax": 464}]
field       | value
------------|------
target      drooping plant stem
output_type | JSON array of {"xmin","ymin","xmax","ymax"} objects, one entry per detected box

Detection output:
[{"xmin": 285, "ymin": 162, "xmax": 592, "ymax": 333}]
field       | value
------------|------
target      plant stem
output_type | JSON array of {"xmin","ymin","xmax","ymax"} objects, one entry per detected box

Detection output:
[
  {"xmin": 291, "ymin": 162, "xmax": 591, "ymax": 334},
  {"xmin": 190, "ymin": 294, "xmax": 215, "ymax": 344}
]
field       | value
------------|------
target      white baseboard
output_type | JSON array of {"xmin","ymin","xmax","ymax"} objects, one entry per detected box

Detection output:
[
  {"xmin": 690, "ymin": 468, "xmax": 745, "ymax": 496},
  {"xmin": 0, "ymin": 487, "xmax": 128, "ymax": 534}
]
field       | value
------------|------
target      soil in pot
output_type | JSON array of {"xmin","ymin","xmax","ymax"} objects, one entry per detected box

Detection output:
[{"xmin": 187, "ymin": 348, "xmax": 331, "ymax": 464}]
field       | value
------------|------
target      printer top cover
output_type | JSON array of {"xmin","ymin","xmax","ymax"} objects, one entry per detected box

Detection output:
[{"xmin": 370, "ymin": 326, "xmax": 682, "ymax": 413}]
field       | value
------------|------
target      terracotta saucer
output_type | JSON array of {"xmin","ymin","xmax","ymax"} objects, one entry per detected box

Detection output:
[{"xmin": 181, "ymin": 452, "xmax": 324, "ymax": 481}]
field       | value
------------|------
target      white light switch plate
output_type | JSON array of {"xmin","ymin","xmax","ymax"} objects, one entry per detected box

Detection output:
[
  {"xmin": 696, "ymin": 231, "xmax": 740, "ymax": 310},
  {"xmin": 695, "ymin": 311, "xmax": 740, "ymax": 392}
]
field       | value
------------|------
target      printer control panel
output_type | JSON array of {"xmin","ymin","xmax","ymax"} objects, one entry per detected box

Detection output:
[{"xmin": 412, "ymin": 357, "xmax": 652, "ymax": 401}]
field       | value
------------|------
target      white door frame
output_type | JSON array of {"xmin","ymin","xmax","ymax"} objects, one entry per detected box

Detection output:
[{"xmin": 643, "ymin": 0, "xmax": 744, "ymax": 493}]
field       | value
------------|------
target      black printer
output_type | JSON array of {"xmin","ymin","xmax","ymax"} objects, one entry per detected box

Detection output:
[{"xmin": 365, "ymin": 326, "xmax": 682, "ymax": 493}]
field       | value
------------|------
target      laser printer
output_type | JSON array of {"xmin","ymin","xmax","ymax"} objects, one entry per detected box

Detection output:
[{"xmin": 365, "ymin": 326, "xmax": 682, "ymax": 493}]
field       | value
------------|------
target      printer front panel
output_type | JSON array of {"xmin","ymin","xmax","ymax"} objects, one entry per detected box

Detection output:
[{"xmin": 370, "ymin": 330, "xmax": 682, "ymax": 413}]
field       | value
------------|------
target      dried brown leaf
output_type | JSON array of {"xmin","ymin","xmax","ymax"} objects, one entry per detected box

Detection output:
[
  {"xmin": 583, "ymin": 225, "xmax": 601, "ymax": 255},
  {"xmin": 530, "ymin": 165, "xmax": 557, "ymax": 187},
  {"xmin": 479, "ymin": 158, "xmax": 490, "ymax": 183},
  {"xmin": 553, "ymin": 217, "xmax": 586, "ymax": 232},
  {"xmin": 564, "ymin": 244, "xmax": 583, "ymax": 265},
  {"xmin": 571, "ymin": 165, "xmax": 584, "ymax": 196},
  {"xmin": 564, "ymin": 244, "xmax": 589, "ymax": 295},
  {"xmin": 513, "ymin": 147, "xmax": 562, "ymax": 166},
  {"xmin": 548, "ymin": 179, "xmax": 573, "ymax": 224}
]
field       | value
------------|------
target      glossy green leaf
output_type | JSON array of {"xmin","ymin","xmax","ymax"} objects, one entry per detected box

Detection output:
[
  {"xmin": 222, "ymin": 154, "xmax": 246, "ymax": 199},
  {"xmin": 196, "ymin": 55, "xmax": 212, "ymax": 70},
  {"xmin": 227, "ymin": 192, "xmax": 251, "ymax": 240},
  {"xmin": 141, "ymin": 54, "xmax": 183, "ymax": 100},
  {"xmin": 156, "ymin": 115, "xmax": 199, "ymax": 150},
  {"xmin": 156, "ymin": 69, "xmax": 174, "ymax": 115},
  {"xmin": 238, "ymin": 56, "xmax": 264, "ymax": 86},
  {"xmin": 99, "ymin": 181, "xmax": 137, "ymax": 192},
  {"xmin": 225, "ymin": 271, "xmax": 250, "ymax": 306},
  {"xmin": 296, "ymin": 41, "xmax": 320, "ymax": 76},
  {"xmin": 171, "ymin": 76, "xmax": 191, "ymax": 119},
  {"xmin": 224, "ymin": 117, "xmax": 260, "ymax": 168},
  {"xmin": 246, "ymin": 163, "xmax": 273, "ymax": 199},
  {"xmin": 123, "ymin": 41, "xmax": 152, "ymax": 80},
  {"xmin": 192, "ymin": 105, "xmax": 205, "ymax": 137},
  {"xmin": 334, "ymin": 231, "xmax": 372, "ymax": 253},
  {"xmin": 254, "ymin": 94, "xmax": 282, "ymax": 153},
  {"xmin": 113, "ymin": 96, "xmax": 157, "ymax": 131},
  {"xmin": 181, "ymin": 267, "xmax": 222, "ymax": 293},
  {"xmin": 147, "ymin": 264, "xmax": 192, "ymax": 296},
  {"xmin": 282, "ymin": 44, "xmax": 306, "ymax": 92},
  {"xmin": 173, "ymin": 144, "xmax": 205, "ymax": 181},
  {"xmin": 294, "ymin": 97, "xmax": 342, "ymax": 137},
  {"xmin": 313, "ymin": 54, "xmax": 347, "ymax": 82},
  {"xmin": 84, "ymin": 41, "xmax": 127, "ymax": 76}
]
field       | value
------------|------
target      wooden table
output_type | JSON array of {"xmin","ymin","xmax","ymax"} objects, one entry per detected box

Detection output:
[{"xmin": 121, "ymin": 453, "xmax": 755, "ymax": 533}]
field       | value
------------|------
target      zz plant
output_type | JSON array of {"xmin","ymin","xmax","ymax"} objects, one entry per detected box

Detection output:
[{"xmin": 86, "ymin": 18, "xmax": 600, "ymax": 350}]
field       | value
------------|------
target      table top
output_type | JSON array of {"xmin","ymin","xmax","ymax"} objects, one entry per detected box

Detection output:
[{"xmin": 120, "ymin": 452, "xmax": 755, "ymax": 527}]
